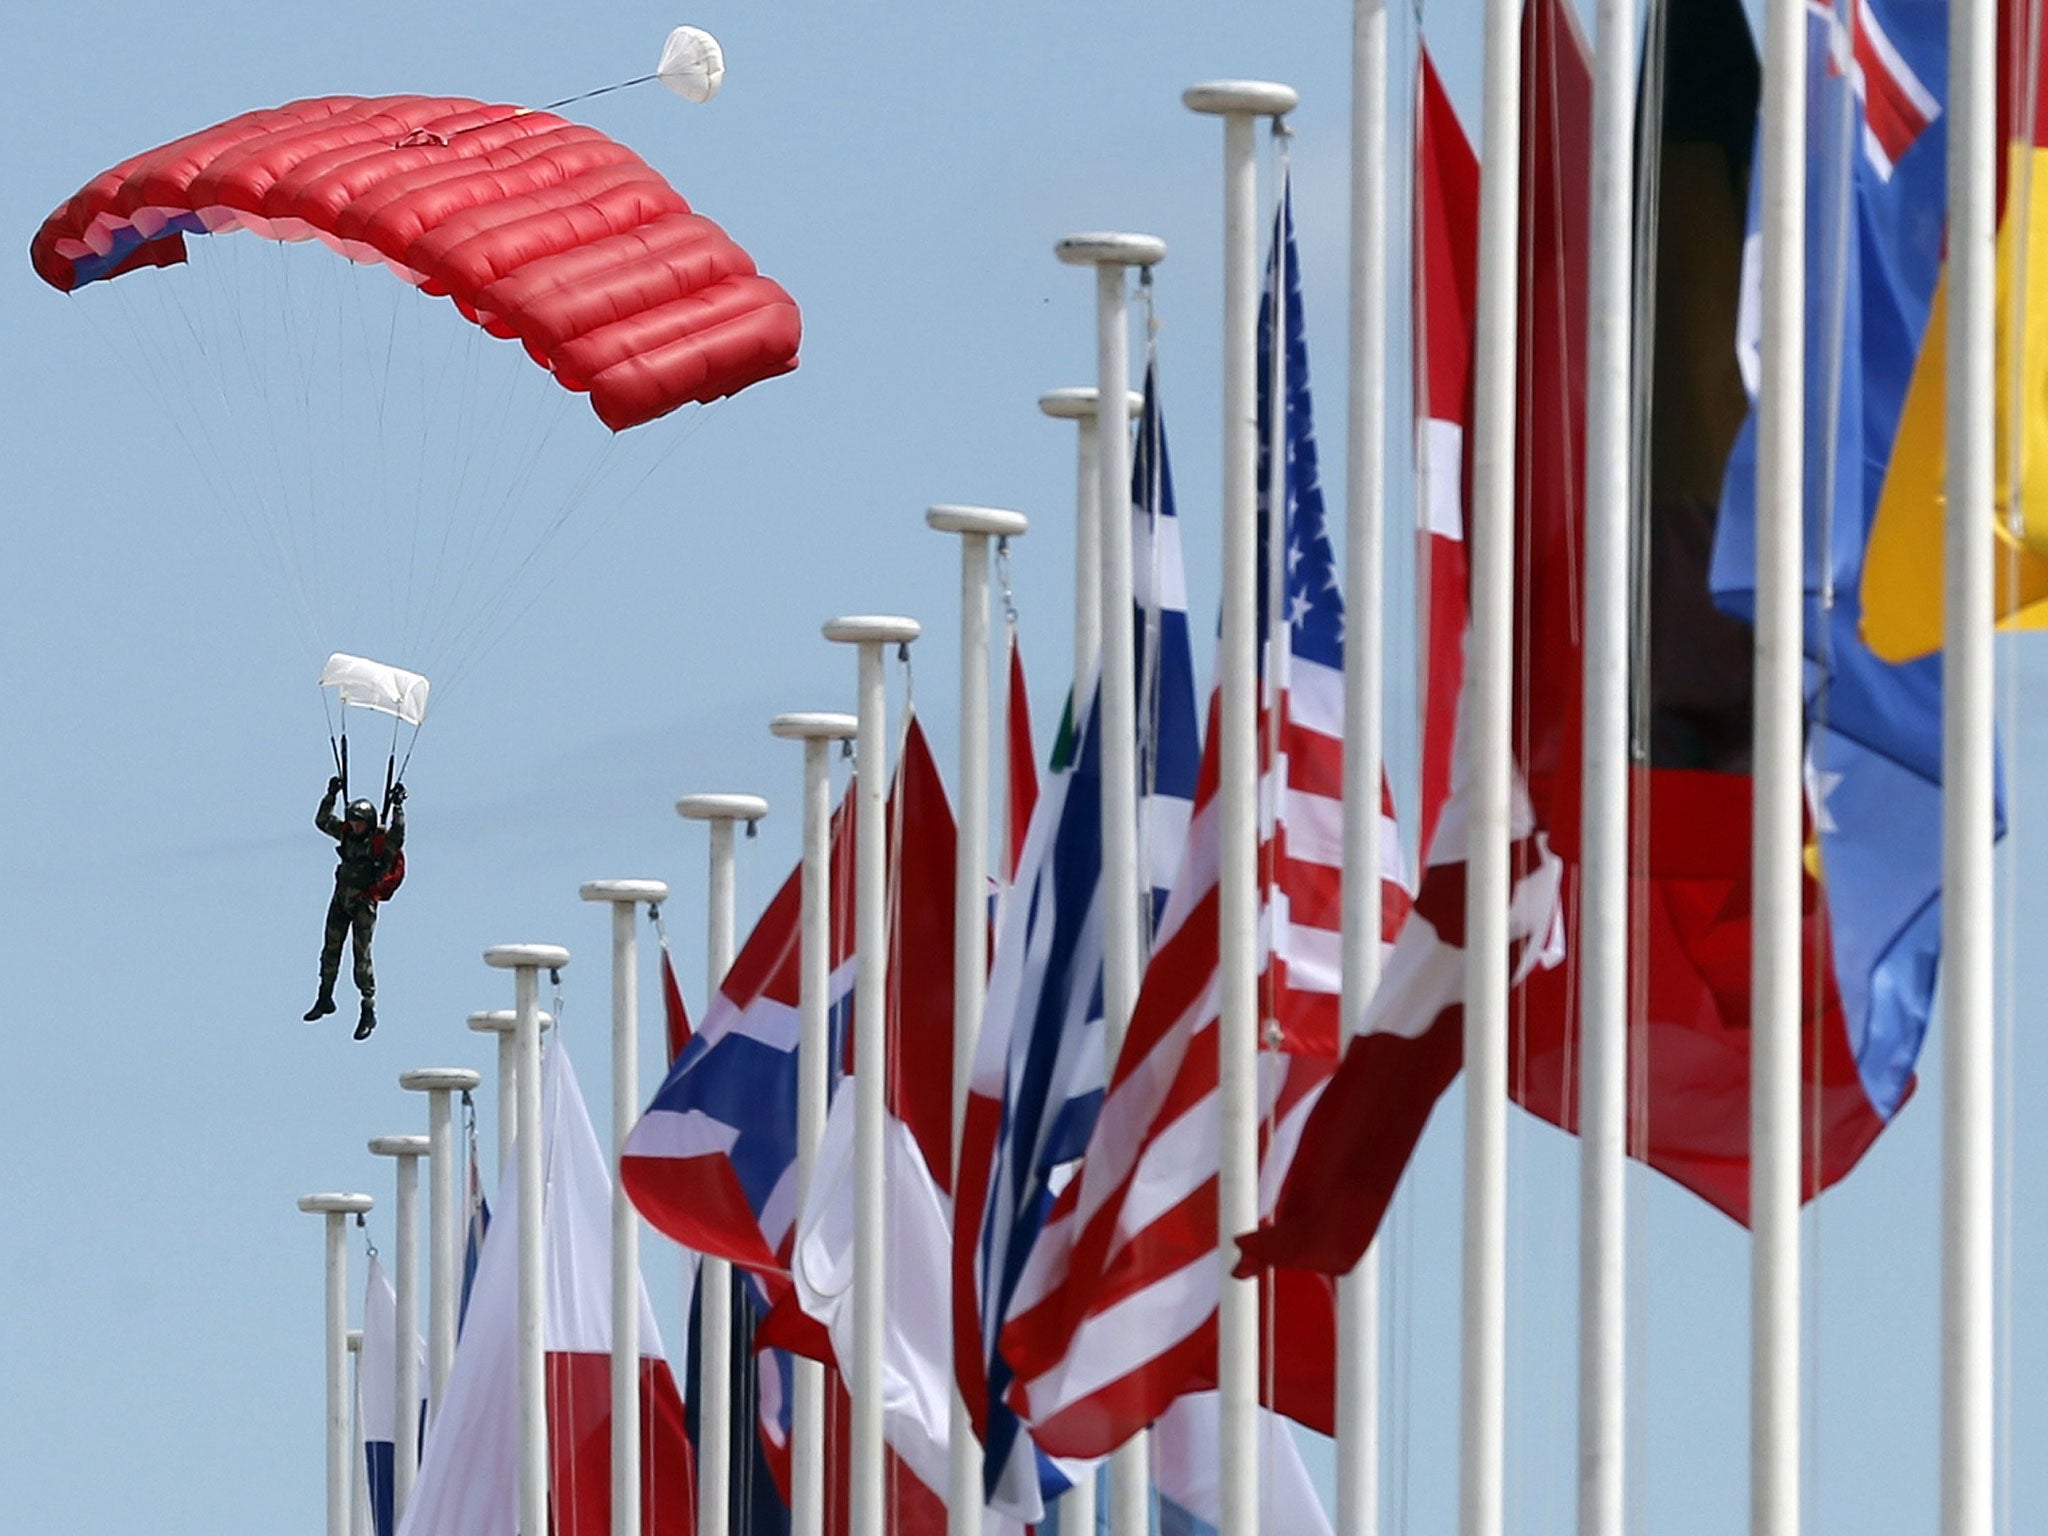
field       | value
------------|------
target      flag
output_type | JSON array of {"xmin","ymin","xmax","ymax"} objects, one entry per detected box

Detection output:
[
  {"xmin": 399, "ymin": 1038, "xmax": 694, "ymax": 1536},
  {"xmin": 623, "ymin": 795, "xmax": 856, "ymax": 1289},
  {"xmin": 460, "ymin": 1122, "xmax": 489, "ymax": 1333},
  {"xmin": 774, "ymin": 717, "xmax": 961, "ymax": 1533},
  {"xmin": 1234, "ymin": 25, "xmax": 1568, "ymax": 1278},
  {"xmin": 1148, "ymin": 1393, "xmax": 1331, "ymax": 1536},
  {"xmin": 660, "ymin": 941, "xmax": 693, "ymax": 1064},
  {"xmin": 956, "ymin": 359, "xmax": 1205, "ymax": 1517},
  {"xmin": 994, "ymin": 173, "xmax": 1411, "ymax": 1456},
  {"xmin": 358, "ymin": 1253, "xmax": 423, "ymax": 1536},
  {"xmin": 1711, "ymin": 0, "xmax": 1982, "ymax": 1152},
  {"xmin": 1133, "ymin": 361, "xmax": 1203, "ymax": 924},
  {"xmin": 1005, "ymin": 631, "xmax": 1038, "ymax": 884},
  {"xmin": 1862, "ymin": 0, "xmax": 2048, "ymax": 653}
]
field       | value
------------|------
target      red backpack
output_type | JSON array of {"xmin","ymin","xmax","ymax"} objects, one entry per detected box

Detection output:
[{"xmin": 367, "ymin": 833, "xmax": 406, "ymax": 902}]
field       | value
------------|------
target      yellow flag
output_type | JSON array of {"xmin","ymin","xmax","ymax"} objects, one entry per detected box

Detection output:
[{"xmin": 1860, "ymin": 143, "xmax": 2048, "ymax": 662}]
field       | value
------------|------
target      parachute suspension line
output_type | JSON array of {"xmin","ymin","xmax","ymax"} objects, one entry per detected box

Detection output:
[{"xmin": 536, "ymin": 74, "xmax": 660, "ymax": 113}]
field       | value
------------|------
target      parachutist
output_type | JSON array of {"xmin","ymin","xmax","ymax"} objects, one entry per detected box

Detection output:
[{"xmin": 306, "ymin": 777, "xmax": 406, "ymax": 1041}]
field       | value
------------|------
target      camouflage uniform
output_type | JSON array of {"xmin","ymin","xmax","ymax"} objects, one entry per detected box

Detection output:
[{"xmin": 314, "ymin": 784, "xmax": 405, "ymax": 1004}]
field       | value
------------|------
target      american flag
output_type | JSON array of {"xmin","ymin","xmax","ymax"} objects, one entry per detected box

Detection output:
[{"xmin": 992, "ymin": 176, "xmax": 1409, "ymax": 1457}]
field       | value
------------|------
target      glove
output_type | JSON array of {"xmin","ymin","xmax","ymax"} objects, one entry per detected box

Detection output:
[
  {"xmin": 390, "ymin": 782, "xmax": 408, "ymax": 804},
  {"xmin": 327, "ymin": 775, "xmax": 345, "ymax": 794}
]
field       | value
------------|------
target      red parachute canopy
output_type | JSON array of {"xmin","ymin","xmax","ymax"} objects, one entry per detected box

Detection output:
[{"xmin": 30, "ymin": 94, "xmax": 800, "ymax": 430}]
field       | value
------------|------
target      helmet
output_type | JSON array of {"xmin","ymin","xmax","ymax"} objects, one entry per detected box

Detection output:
[{"xmin": 345, "ymin": 799, "xmax": 378, "ymax": 825}]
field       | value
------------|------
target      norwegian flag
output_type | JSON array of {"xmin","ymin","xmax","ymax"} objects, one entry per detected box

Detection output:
[
  {"xmin": 1807, "ymin": 0, "xmax": 1941, "ymax": 180},
  {"xmin": 992, "ymin": 176, "xmax": 1410, "ymax": 1457}
]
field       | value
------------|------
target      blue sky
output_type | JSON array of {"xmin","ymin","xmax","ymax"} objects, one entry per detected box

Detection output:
[{"xmin": 2, "ymin": 3, "xmax": 2041, "ymax": 1533}]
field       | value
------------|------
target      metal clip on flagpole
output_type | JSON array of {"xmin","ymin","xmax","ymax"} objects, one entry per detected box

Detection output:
[
  {"xmin": 823, "ymin": 614, "xmax": 922, "ymax": 1536},
  {"xmin": 770, "ymin": 709, "xmax": 859, "ymax": 1536},
  {"xmin": 926, "ymin": 506, "xmax": 1030, "ymax": 1536},
  {"xmin": 367, "ymin": 1134, "xmax": 430, "ymax": 1519},
  {"xmin": 675, "ymin": 793, "xmax": 769, "ymax": 1536},
  {"xmin": 1053, "ymin": 229, "xmax": 1164, "ymax": 1536},
  {"xmin": 399, "ymin": 1067, "xmax": 482, "ymax": 1417},
  {"xmin": 1038, "ymin": 387, "xmax": 1145, "ymax": 697},
  {"xmin": 579, "ymin": 878, "xmax": 671, "ymax": 1536},
  {"xmin": 301, "ymin": 1190, "xmax": 375, "ymax": 1536},
  {"xmin": 1183, "ymin": 78, "xmax": 1297, "ymax": 1536},
  {"xmin": 483, "ymin": 942, "xmax": 572, "ymax": 1536},
  {"xmin": 466, "ymin": 1010, "xmax": 554, "ymax": 1179}
]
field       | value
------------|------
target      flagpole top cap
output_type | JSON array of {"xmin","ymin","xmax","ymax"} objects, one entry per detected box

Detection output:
[
  {"xmin": 1055, "ymin": 232, "xmax": 1166, "ymax": 269},
  {"xmin": 368, "ymin": 1133, "xmax": 431, "ymax": 1159},
  {"xmin": 926, "ymin": 505, "xmax": 1029, "ymax": 540},
  {"xmin": 822, "ymin": 615, "xmax": 922, "ymax": 647},
  {"xmin": 399, "ymin": 1067, "xmax": 482, "ymax": 1094},
  {"xmin": 483, "ymin": 943, "xmax": 570, "ymax": 971},
  {"xmin": 579, "ymin": 878, "xmax": 670, "ymax": 905},
  {"xmin": 466, "ymin": 1009, "xmax": 552, "ymax": 1035},
  {"xmin": 1182, "ymin": 80, "xmax": 1299, "ymax": 118},
  {"xmin": 298, "ymin": 1192, "xmax": 374, "ymax": 1216},
  {"xmin": 675, "ymin": 793, "xmax": 770, "ymax": 824},
  {"xmin": 771, "ymin": 711, "xmax": 859, "ymax": 741},
  {"xmin": 1038, "ymin": 387, "xmax": 1143, "ymax": 421}
]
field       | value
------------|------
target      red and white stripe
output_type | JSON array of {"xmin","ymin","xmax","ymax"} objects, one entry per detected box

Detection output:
[{"xmin": 992, "ymin": 655, "xmax": 1407, "ymax": 1455}]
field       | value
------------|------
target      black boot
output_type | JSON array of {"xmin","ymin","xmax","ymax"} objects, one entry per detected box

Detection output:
[
  {"xmin": 304, "ymin": 992, "xmax": 337, "ymax": 1021},
  {"xmin": 354, "ymin": 1000, "xmax": 377, "ymax": 1041}
]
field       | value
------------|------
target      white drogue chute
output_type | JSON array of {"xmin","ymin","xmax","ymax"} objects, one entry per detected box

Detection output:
[
  {"xmin": 320, "ymin": 653, "xmax": 431, "ymax": 725},
  {"xmin": 319, "ymin": 653, "xmax": 431, "ymax": 805},
  {"xmin": 656, "ymin": 26, "xmax": 725, "ymax": 103}
]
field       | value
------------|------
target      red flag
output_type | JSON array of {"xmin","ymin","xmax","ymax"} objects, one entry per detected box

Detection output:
[
  {"xmin": 1004, "ymin": 628, "xmax": 1038, "ymax": 883},
  {"xmin": 660, "ymin": 946, "xmax": 692, "ymax": 1064}
]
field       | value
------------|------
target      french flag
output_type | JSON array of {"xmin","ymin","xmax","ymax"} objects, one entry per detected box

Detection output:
[
  {"xmin": 398, "ymin": 1037, "xmax": 695, "ymax": 1536},
  {"xmin": 356, "ymin": 1253, "xmax": 421, "ymax": 1536}
]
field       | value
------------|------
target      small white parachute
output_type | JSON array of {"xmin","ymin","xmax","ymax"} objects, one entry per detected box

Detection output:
[
  {"xmin": 319, "ymin": 653, "xmax": 431, "ymax": 726},
  {"xmin": 656, "ymin": 26, "xmax": 725, "ymax": 104}
]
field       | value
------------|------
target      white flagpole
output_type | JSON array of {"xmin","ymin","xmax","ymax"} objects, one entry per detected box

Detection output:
[
  {"xmin": 1580, "ymin": 0, "xmax": 1636, "ymax": 1526},
  {"xmin": 1751, "ymin": 0, "xmax": 1806, "ymax": 1525},
  {"xmin": 366, "ymin": 1134, "xmax": 428, "ymax": 1519},
  {"xmin": 1461, "ymin": 0, "xmax": 1523, "ymax": 1512},
  {"xmin": 484, "ymin": 942, "xmax": 572, "ymax": 1536},
  {"xmin": 1053, "ymin": 229, "xmax": 1166, "ymax": 1536},
  {"xmin": 675, "ymin": 793, "xmax": 771, "ymax": 1536},
  {"xmin": 399, "ymin": 1066, "xmax": 481, "ymax": 1419},
  {"xmin": 824, "ymin": 614, "xmax": 923, "ymax": 1536},
  {"xmin": 927, "ymin": 505, "xmax": 1031, "ymax": 1536},
  {"xmin": 1039, "ymin": 387, "xmax": 1146, "ymax": 700},
  {"xmin": 1340, "ymin": 3, "xmax": 1388, "ymax": 1532},
  {"xmin": 770, "ymin": 709, "xmax": 860, "ymax": 1536},
  {"xmin": 347, "ymin": 1328, "xmax": 369, "ymax": 1536},
  {"xmin": 1942, "ymin": 0, "xmax": 1995, "ymax": 1522},
  {"xmin": 301, "ymin": 1190, "xmax": 374, "ymax": 1536},
  {"xmin": 1183, "ymin": 77, "xmax": 1297, "ymax": 1536},
  {"xmin": 467, "ymin": 1008, "xmax": 552, "ymax": 1180},
  {"xmin": 579, "ymin": 878, "xmax": 671, "ymax": 1536},
  {"xmin": 1034, "ymin": 383, "xmax": 1132, "ymax": 1536}
]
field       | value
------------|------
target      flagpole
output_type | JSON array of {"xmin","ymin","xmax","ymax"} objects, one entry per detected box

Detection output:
[
  {"xmin": 1580, "ymin": 0, "xmax": 1636, "ymax": 1523},
  {"xmin": 1750, "ymin": 0, "xmax": 1806, "ymax": 1524},
  {"xmin": 1340, "ymin": 2, "xmax": 1388, "ymax": 1530},
  {"xmin": 468, "ymin": 1008, "xmax": 552, "ymax": 1180},
  {"xmin": 927, "ymin": 505, "xmax": 1031, "ymax": 1536},
  {"xmin": 399, "ymin": 1067, "xmax": 480, "ymax": 1419},
  {"xmin": 771, "ymin": 709, "xmax": 860, "ymax": 1536},
  {"xmin": 484, "ymin": 942, "xmax": 572, "ymax": 1536},
  {"xmin": 1461, "ymin": 0, "xmax": 1523, "ymax": 1510},
  {"xmin": 825, "ymin": 614, "xmax": 923, "ymax": 1536},
  {"xmin": 300, "ymin": 1191, "xmax": 374, "ymax": 1536},
  {"xmin": 347, "ymin": 1327, "xmax": 368, "ymax": 1536},
  {"xmin": 366, "ymin": 1134, "xmax": 429, "ymax": 1519},
  {"xmin": 1941, "ymin": 0, "xmax": 1995, "ymax": 1520},
  {"xmin": 580, "ymin": 879, "xmax": 671, "ymax": 1536},
  {"xmin": 1040, "ymin": 387, "xmax": 1146, "ymax": 698},
  {"xmin": 676, "ymin": 794, "xmax": 771, "ymax": 1536},
  {"xmin": 1054, "ymin": 229, "xmax": 1165, "ymax": 1536},
  {"xmin": 1184, "ymin": 78, "xmax": 1298, "ymax": 1536}
]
